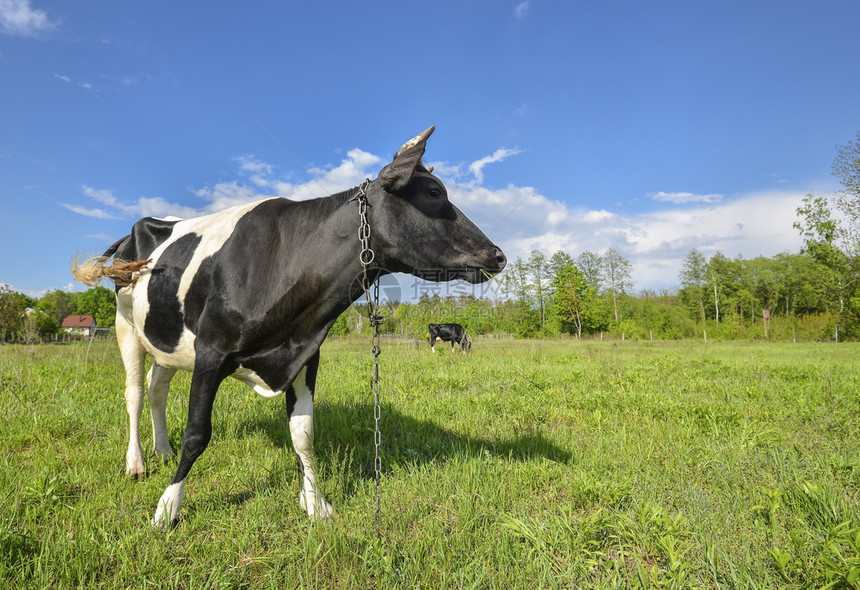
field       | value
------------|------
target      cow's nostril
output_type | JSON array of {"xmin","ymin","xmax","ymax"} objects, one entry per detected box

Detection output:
[{"xmin": 494, "ymin": 249, "xmax": 507, "ymax": 270}]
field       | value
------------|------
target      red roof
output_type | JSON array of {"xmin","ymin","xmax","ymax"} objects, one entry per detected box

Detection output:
[{"xmin": 62, "ymin": 315, "xmax": 96, "ymax": 328}]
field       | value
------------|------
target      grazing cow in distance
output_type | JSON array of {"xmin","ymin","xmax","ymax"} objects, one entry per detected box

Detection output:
[
  {"xmin": 72, "ymin": 126, "xmax": 506, "ymax": 528},
  {"xmin": 428, "ymin": 323, "xmax": 471, "ymax": 353}
]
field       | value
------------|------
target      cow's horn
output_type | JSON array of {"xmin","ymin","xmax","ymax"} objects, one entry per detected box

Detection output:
[
  {"xmin": 396, "ymin": 126, "xmax": 435, "ymax": 156},
  {"xmin": 426, "ymin": 165, "xmax": 434, "ymax": 173}
]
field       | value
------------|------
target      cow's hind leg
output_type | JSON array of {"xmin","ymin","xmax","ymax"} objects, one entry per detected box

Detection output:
[
  {"xmin": 146, "ymin": 363, "xmax": 177, "ymax": 463},
  {"xmin": 288, "ymin": 352, "xmax": 332, "ymax": 520},
  {"xmin": 116, "ymin": 305, "xmax": 147, "ymax": 477},
  {"xmin": 152, "ymin": 365, "xmax": 222, "ymax": 528}
]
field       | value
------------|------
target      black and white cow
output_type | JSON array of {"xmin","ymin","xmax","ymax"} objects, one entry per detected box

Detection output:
[
  {"xmin": 72, "ymin": 127, "xmax": 506, "ymax": 527},
  {"xmin": 428, "ymin": 323, "xmax": 471, "ymax": 352}
]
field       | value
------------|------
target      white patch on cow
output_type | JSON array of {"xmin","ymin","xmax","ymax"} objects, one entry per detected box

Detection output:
[
  {"xmin": 152, "ymin": 480, "xmax": 185, "ymax": 528},
  {"xmin": 130, "ymin": 199, "xmax": 278, "ymax": 371},
  {"xmin": 290, "ymin": 367, "xmax": 333, "ymax": 520},
  {"xmin": 232, "ymin": 366, "xmax": 284, "ymax": 398},
  {"xmin": 147, "ymin": 329, "xmax": 196, "ymax": 371},
  {"xmin": 116, "ymin": 285, "xmax": 135, "ymax": 325}
]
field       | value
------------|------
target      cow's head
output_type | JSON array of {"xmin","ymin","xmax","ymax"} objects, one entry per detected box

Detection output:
[{"xmin": 367, "ymin": 126, "xmax": 506, "ymax": 284}]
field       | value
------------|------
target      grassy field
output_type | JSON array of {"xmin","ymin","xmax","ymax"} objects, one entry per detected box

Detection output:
[{"xmin": 1, "ymin": 337, "xmax": 858, "ymax": 588}]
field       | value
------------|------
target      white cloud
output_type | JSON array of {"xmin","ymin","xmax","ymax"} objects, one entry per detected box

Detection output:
[
  {"xmin": 82, "ymin": 185, "xmax": 120, "ymax": 207},
  {"xmin": 233, "ymin": 155, "xmax": 274, "ymax": 188},
  {"xmin": 302, "ymin": 148, "xmax": 382, "ymax": 197},
  {"xmin": 59, "ymin": 202, "xmax": 121, "ymax": 219},
  {"xmin": 67, "ymin": 149, "xmax": 386, "ymax": 222},
  {"xmin": 134, "ymin": 197, "xmax": 200, "ymax": 219},
  {"xmin": 649, "ymin": 191, "xmax": 724, "ymax": 204},
  {"xmin": 475, "ymin": 187, "xmax": 810, "ymax": 291},
  {"xmin": 191, "ymin": 181, "xmax": 267, "ymax": 214},
  {"xmin": 582, "ymin": 210, "xmax": 615, "ymax": 223},
  {"xmin": 0, "ymin": 0, "xmax": 57, "ymax": 37},
  {"xmin": 53, "ymin": 73, "xmax": 97, "ymax": 92},
  {"xmin": 65, "ymin": 145, "xmax": 812, "ymax": 293},
  {"xmin": 234, "ymin": 154, "xmax": 272, "ymax": 176},
  {"xmin": 515, "ymin": 1, "xmax": 530, "ymax": 20},
  {"xmin": 69, "ymin": 185, "xmax": 201, "ymax": 220},
  {"xmin": 468, "ymin": 147, "xmax": 522, "ymax": 184},
  {"xmin": 418, "ymin": 165, "xmax": 810, "ymax": 292}
]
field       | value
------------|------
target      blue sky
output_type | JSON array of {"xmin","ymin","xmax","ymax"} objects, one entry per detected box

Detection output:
[{"xmin": 2, "ymin": 1, "xmax": 859, "ymax": 297}]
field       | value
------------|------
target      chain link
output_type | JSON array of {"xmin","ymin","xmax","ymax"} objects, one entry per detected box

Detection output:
[{"xmin": 352, "ymin": 179, "xmax": 384, "ymax": 538}]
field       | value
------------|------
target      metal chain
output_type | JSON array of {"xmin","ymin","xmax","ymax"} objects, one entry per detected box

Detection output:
[
  {"xmin": 371, "ymin": 282, "xmax": 383, "ymax": 538},
  {"xmin": 352, "ymin": 179, "xmax": 385, "ymax": 538}
]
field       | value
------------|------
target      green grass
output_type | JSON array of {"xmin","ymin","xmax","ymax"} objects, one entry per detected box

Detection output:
[{"xmin": 1, "ymin": 338, "xmax": 858, "ymax": 588}]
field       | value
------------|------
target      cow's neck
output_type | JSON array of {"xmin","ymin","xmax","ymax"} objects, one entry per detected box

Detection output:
[{"xmin": 277, "ymin": 186, "xmax": 389, "ymax": 332}]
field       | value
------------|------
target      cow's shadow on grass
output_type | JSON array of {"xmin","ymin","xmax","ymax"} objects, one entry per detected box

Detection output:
[{"xmin": 234, "ymin": 401, "xmax": 571, "ymax": 508}]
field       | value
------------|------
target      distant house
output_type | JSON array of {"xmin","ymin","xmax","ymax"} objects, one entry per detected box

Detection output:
[{"xmin": 62, "ymin": 315, "xmax": 97, "ymax": 337}]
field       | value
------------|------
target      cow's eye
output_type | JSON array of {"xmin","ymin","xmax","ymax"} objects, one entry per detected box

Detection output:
[{"xmin": 428, "ymin": 187, "xmax": 443, "ymax": 198}]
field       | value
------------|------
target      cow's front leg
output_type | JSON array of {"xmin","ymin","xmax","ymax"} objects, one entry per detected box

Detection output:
[
  {"xmin": 152, "ymin": 366, "xmax": 220, "ymax": 529},
  {"xmin": 288, "ymin": 355, "xmax": 332, "ymax": 520},
  {"xmin": 146, "ymin": 363, "xmax": 177, "ymax": 463}
]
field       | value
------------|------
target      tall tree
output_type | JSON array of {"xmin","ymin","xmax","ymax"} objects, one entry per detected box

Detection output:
[
  {"xmin": 747, "ymin": 256, "xmax": 782, "ymax": 318},
  {"xmin": 706, "ymin": 251, "xmax": 733, "ymax": 323},
  {"xmin": 679, "ymin": 248, "xmax": 708, "ymax": 321},
  {"xmin": 527, "ymin": 249, "xmax": 551, "ymax": 327},
  {"xmin": 576, "ymin": 251, "xmax": 603, "ymax": 291},
  {"xmin": 794, "ymin": 194, "xmax": 855, "ymax": 340},
  {"xmin": 548, "ymin": 250, "xmax": 575, "ymax": 288},
  {"xmin": 774, "ymin": 251, "xmax": 828, "ymax": 317},
  {"xmin": 832, "ymin": 131, "xmax": 860, "ymax": 246},
  {"xmin": 38, "ymin": 289, "xmax": 79, "ymax": 325},
  {"xmin": 551, "ymin": 264, "xmax": 591, "ymax": 338},
  {"xmin": 0, "ymin": 285, "xmax": 26, "ymax": 341},
  {"xmin": 76, "ymin": 287, "xmax": 117, "ymax": 328},
  {"xmin": 505, "ymin": 257, "xmax": 533, "ymax": 307},
  {"xmin": 601, "ymin": 248, "xmax": 633, "ymax": 322}
]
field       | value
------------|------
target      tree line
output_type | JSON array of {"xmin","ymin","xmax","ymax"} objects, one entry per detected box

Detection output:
[
  {"xmin": 324, "ymin": 244, "xmax": 850, "ymax": 343},
  {"xmin": 3, "ymin": 132, "xmax": 858, "ymax": 343},
  {"xmin": 0, "ymin": 285, "xmax": 116, "ymax": 343}
]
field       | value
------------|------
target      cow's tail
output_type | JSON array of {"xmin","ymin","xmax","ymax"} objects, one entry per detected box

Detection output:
[{"xmin": 71, "ymin": 235, "xmax": 151, "ymax": 287}]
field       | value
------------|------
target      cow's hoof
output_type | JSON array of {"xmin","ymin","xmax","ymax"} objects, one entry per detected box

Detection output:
[
  {"xmin": 152, "ymin": 481, "xmax": 185, "ymax": 529},
  {"xmin": 126, "ymin": 463, "xmax": 145, "ymax": 478},
  {"xmin": 301, "ymin": 493, "xmax": 333, "ymax": 520},
  {"xmin": 309, "ymin": 501, "xmax": 334, "ymax": 521},
  {"xmin": 151, "ymin": 513, "xmax": 178, "ymax": 530},
  {"xmin": 151, "ymin": 502, "xmax": 182, "ymax": 530}
]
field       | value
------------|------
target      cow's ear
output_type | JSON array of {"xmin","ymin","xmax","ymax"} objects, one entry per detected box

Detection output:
[{"xmin": 378, "ymin": 126, "xmax": 435, "ymax": 193}]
